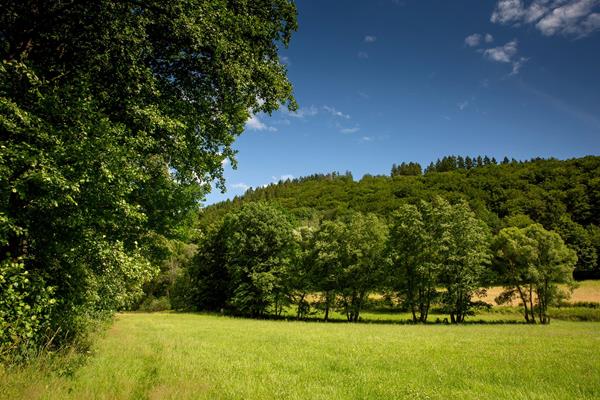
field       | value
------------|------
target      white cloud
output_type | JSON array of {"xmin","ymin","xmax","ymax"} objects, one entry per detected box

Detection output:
[
  {"xmin": 286, "ymin": 105, "xmax": 319, "ymax": 118},
  {"xmin": 361, "ymin": 136, "xmax": 373, "ymax": 142},
  {"xmin": 511, "ymin": 56, "xmax": 529, "ymax": 75},
  {"xmin": 340, "ymin": 126, "xmax": 360, "ymax": 134},
  {"xmin": 364, "ymin": 35, "xmax": 377, "ymax": 43},
  {"xmin": 323, "ymin": 106, "xmax": 351, "ymax": 119},
  {"xmin": 221, "ymin": 158, "xmax": 229, "ymax": 167},
  {"xmin": 491, "ymin": 0, "xmax": 600, "ymax": 37},
  {"xmin": 480, "ymin": 39, "xmax": 528, "ymax": 74},
  {"xmin": 465, "ymin": 33, "xmax": 494, "ymax": 47},
  {"xmin": 231, "ymin": 183, "xmax": 250, "ymax": 191},
  {"xmin": 357, "ymin": 51, "xmax": 369, "ymax": 59},
  {"xmin": 458, "ymin": 100, "xmax": 470, "ymax": 111},
  {"xmin": 465, "ymin": 33, "xmax": 483, "ymax": 47},
  {"xmin": 482, "ymin": 39, "xmax": 519, "ymax": 63},
  {"xmin": 246, "ymin": 114, "xmax": 277, "ymax": 132}
]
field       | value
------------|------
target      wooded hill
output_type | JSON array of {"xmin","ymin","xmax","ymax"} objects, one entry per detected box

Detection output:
[{"xmin": 199, "ymin": 156, "xmax": 600, "ymax": 275}]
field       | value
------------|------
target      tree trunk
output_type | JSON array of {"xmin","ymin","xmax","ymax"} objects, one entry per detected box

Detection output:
[
  {"xmin": 516, "ymin": 285, "xmax": 530, "ymax": 323},
  {"xmin": 529, "ymin": 285, "xmax": 536, "ymax": 324},
  {"xmin": 324, "ymin": 291, "xmax": 330, "ymax": 322}
]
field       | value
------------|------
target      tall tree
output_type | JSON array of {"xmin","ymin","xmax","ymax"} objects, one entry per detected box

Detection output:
[
  {"xmin": 388, "ymin": 202, "xmax": 438, "ymax": 323},
  {"xmin": 311, "ymin": 220, "xmax": 346, "ymax": 321},
  {"xmin": 219, "ymin": 202, "xmax": 294, "ymax": 317},
  {"xmin": 436, "ymin": 198, "xmax": 492, "ymax": 323},
  {"xmin": 337, "ymin": 213, "xmax": 388, "ymax": 322},
  {"xmin": 1, "ymin": 0, "xmax": 297, "ymax": 348},
  {"xmin": 493, "ymin": 224, "xmax": 577, "ymax": 324}
]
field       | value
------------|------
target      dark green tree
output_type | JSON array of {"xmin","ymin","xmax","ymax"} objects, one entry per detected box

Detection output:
[
  {"xmin": 220, "ymin": 202, "xmax": 294, "ymax": 317},
  {"xmin": 493, "ymin": 224, "xmax": 577, "ymax": 324},
  {"xmin": 436, "ymin": 198, "xmax": 492, "ymax": 323},
  {"xmin": 1, "ymin": 0, "xmax": 297, "ymax": 349},
  {"xmin": 388, "ymin": 201, "xmax": 439, "ymax": 322}
]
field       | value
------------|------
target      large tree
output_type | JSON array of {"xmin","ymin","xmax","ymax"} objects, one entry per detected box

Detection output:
[
  {"xmin": 311, "ymin": 220, "xmax": 346, "ymax": 321},
  {"xmin": 337, "ymin": 213, "xmax": 388, "ymax": 322},
  {"xmin": 0, "ymin": 0, "xmax": 297, "ymax": 349},
  {"xmin": 388, "ymin": 201, "xmax": 438, "ymax": 323},
  {"xmin": 437, "ymin": 198, "xmax": 492, "ymax": 323},
  {"xmin": 219, "ymin": 202, "xmax": 294, "ymax": 317},
  {"xmin": 493, "ymin": 224, "xmax": 577, "ymax": 324}
]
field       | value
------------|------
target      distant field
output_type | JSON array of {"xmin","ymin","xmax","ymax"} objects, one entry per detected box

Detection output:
[
  {"xmin": 1, "ymin": 313, "xmax": 599, "ymax": 400},
  {"xmin": 478, "ymin": 280, "xmax": 600, "ymax": 305}
]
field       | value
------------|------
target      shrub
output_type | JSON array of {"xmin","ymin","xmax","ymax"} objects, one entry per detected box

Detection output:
[
  {"xmin": 0, "ymin": 259, "xmax": 56, "ymax": 361},
  {"xmin": 138, "ymin": 296, "xmax": 171, "ymax": 312}
]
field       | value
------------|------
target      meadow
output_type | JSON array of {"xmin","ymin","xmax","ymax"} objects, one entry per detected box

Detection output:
[{"xmin": 1, "ymin": 312, "xmax": 599, "ymax": 400}]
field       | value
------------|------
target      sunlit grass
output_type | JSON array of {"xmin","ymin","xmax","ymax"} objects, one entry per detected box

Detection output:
[{"xmin": 1, "ymin": 312, "xmax": 599, "ymax": 400}]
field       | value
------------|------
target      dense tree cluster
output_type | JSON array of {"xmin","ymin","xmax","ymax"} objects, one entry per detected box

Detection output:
[
  {"xmin": 184, "ymin": 200, "xmax": 576, "ymax": 325},
  {"xmin": 201, "ymin": 156, "xmax": 600, "ymax": 276},
  {"xmin": 1, "ymin": 0, "xmax": 297, "ymax": 357}
]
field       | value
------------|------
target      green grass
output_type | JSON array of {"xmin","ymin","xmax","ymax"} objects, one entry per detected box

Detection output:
[{"xmin": 2, "ymin": 313, "xmax": 600, "ymax": 399}]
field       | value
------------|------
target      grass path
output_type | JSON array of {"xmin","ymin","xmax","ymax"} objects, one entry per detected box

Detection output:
[{"xmin": 2, "ymin": 313, "xmax": 600, "ymax": 399}]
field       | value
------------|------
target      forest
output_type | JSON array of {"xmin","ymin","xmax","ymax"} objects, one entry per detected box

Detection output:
[{"xmin": 198, "ymin": 155, "xmax": 600, "ymax": 276}]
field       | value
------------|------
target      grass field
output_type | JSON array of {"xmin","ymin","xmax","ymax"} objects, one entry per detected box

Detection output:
[{"xmin": 1, "ymin": 313, "xmax": 599, "ymax": 400}]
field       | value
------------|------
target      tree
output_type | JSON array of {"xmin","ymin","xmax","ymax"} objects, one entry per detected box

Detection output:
[
  {"xmin": 465, "ymin": 156, "xmax": 474, "ymax": 169},
  {"xmin": 1, "ymin": 0, "xmax": 297, "ymax": 349},
  {"xmin": 187, "ymin": 225, "xmax": 230, "ymax": 312},
  {"xmin": 491, "ymin": 227, "xmax": 539, "ymax": 323},
  {"xmin": 436, "ymin": 198, "xmax": 492, "ymax": 323},
  {"xmin": 219, "ymin": 202, "xmax": 294, "ymax": 317},
  {"xmin": 392, "ymin": 162, "xmax": 422, "ymax": 176},
  {"xmin": 337, "ymin": 213, "xmax": 388, "ymax": 322},
  {"xmin": 527, "ymin": 224, "xmax": 577, "ymax": 324},
  {"xmin": 389, "ymin": 198, "xmax": 490, "ymax": 323},
  {"xmin": 311, "ymin": 220, "xmax": 346, "ymax": 321},
  {"xmin": 555, "ymin": 216, "xmax": 597, "ymax": 272},
  {"xmin": 493, "ymin": 224, "xmax": 577, "ymax": 324},
  {"xmin": 388, "ymin": 201, "xmax": 439, "ymax": 323},
  {"xmin": 289, "ymin": 225, "xmax": 316, "ymax": 319}
]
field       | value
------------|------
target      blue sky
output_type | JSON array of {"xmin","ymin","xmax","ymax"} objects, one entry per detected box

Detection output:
[{"xmin": 204, "ymin": 0, "xmax": 600, "ymax": 205}]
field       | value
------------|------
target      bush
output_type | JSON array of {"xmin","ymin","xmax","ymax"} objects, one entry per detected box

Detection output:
[
  {"xmin": 548, "ymin": 307, "xmax": 600, "ymax": 321},
  {"xmin": 0, "ymin": 259, "xmax": 56, "ymax": 361},
  {"xmin": 138, "ymin": 296, "xmax": 171, "ymax": 312}
]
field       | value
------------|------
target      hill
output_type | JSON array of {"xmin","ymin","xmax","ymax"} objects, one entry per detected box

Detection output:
[{"xmin": 200, "ymin": 156, "xmax": 600, "ymax": 275}]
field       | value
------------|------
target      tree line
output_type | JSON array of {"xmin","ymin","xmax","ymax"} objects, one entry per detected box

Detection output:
[
  {"xmin": 177, "ymin": 199, "xmax": 576, "ymax": 325},
  {"xmin": 200, "ymin": 156, "xmax": 600, "ymax": 278}
]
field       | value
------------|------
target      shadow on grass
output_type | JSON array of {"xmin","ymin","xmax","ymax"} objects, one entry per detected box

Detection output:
[{"xmin": 171, "ymin": 310, "xmax": 528, "ymax": 325}]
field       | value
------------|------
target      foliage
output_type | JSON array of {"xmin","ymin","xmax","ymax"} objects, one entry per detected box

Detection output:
[
  {"xmin": 435, "ymin": 198, "xmax": 492, "ymax": 323},
  {"xmin": 137, "ymin": 296, "xmax": 171, "ymax": 312},
  {"xmin": 0, "ymin": 259, "xmax": 55, "ymax": 360},
  {"xmin": 388, "ymin": 201, "xmax": 439, "ymax": 322},
  {"xmin": 201, "ymin": 156, "xmax": 600, "ymax": 276},
  {"xmin": 188, "ymin": 202, "xmax": 294, "ymax": 316},
  {"xmin": 333, "ymin": 213, "xmax": 388, "ymax": 322},
  {"xmin": 0, "ymin": 0, "xmax": 297, "ymax": 352},
  {"xmin": 309, "ymin": 220, "xmax": 346, "ymax": 321},
  {"xmin": 288, "ymin": 225, "xmax": 317, "ymax": 319},
  {"xmin": 493, "ymin": 224, "xmax": 578, "ymax": 324}
]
